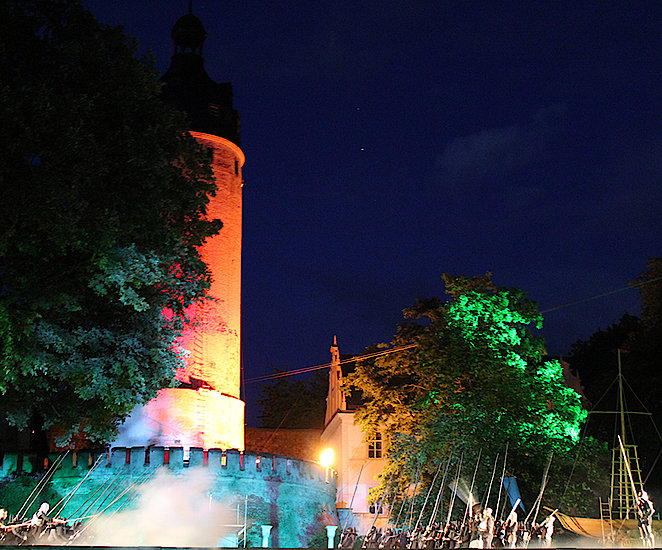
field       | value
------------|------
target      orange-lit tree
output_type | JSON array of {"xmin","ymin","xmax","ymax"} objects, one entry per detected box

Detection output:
[
  {"xmin": 0, "ymin": 1, "xmax": 221, "ymax": 444},
  {"xmin": 349, "ymin": 274, "xmax": 608, "ymax": 518}
]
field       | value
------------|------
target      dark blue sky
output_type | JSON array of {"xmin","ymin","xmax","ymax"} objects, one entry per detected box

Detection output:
[{"xmin": 83, "ymin": 1, "xmax": 661, "ymax": 425}]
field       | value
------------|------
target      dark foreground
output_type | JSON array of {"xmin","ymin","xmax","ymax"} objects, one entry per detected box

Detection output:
[{"xmin": 0, "ymin": 546, "xmax": 650, "ymax": 550}]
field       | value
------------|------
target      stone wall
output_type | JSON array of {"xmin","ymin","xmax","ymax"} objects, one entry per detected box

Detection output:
[
  {"xmin": 245, "ymin": 427, "xmax": 323, "ymax": 462},
  {"xmin": 0, "ymin": 447, "xmax": 338, "ymax": 548}
]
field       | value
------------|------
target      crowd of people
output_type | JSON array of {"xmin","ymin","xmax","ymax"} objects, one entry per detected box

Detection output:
[
  {"xmin": 339, "ymin": 490, "xmax": 657, "ymax": 549},
  {"xmin": 0, "ymin": 502, "xmax": 80, "ymax": 545},
  {"xmin": 339, "ymin": 507, "xmax": 557, "ymax": 549},
  {"xmin": 0, "ymin": 492, "xmax": 654, "ymax": 548}
]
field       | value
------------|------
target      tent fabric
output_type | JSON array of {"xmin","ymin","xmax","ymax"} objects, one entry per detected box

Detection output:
[{"xmin": 503, "ymin": 477, "xmax": 526, "ymax": 513}]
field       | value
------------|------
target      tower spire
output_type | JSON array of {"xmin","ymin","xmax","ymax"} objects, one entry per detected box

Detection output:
[
  {"xmin": 161, "ymin": 4, "xmax": 240, "ymax": 144},
  {"xmin": 325, "ymin": 336, "xmax": 346, "ymax": 426}
]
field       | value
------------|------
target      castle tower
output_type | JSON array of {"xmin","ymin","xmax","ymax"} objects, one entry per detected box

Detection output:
[{"xmin": 116, "ymin": 7, "xmax": 245, "ymax": 450}]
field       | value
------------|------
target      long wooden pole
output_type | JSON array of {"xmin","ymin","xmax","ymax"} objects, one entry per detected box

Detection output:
[
  {"xmin": 57, "ymin": 454, "xmax": 105, "ymax": 519},
  {"xmin": 414, "ymin": 459, "xmax": 444, "ymax": 532},
  {"xmin": 366, "ymin": 468, "xmax": 395, "ymax": 535},
  {"xmin": 407, "ymin": 460, "xmax": 423, "ymax": 531},
  {"xmin": 343, "ymin": 461, "xmax": 366, "ymax": 533},
  {"xmin": 525, "ymin": 452, "xmax": 553, "ymax": 526},
  {"xmin": 428, "ymin": 452, "xmax": 453, "ymax": 530},
  {"xmin": 393, "ymin": 460, "xmax": 419, "ymax": 529},
  {"xmin": 460, "ymin": 450, "xmax": 482, "ymax": 538},
  {"xmin": 467, "ymin": 450, "xmax": 482, "ymax": 517},
  {"xmin": 444, "ymin": 453, "xmax": 463, "ymax": 533},
  {"xmin": 482, "ymin": 452, "xmax": 500, "ymax": 510},
  {"xmin": 617, "ymin": 435, "xmax": 639, "ymax": 517},
  {"xmin": 495, "ymin": 443, "xmax": 508, "ymax": 521},
  {"xmin": 618, "ymin": 350, "xmax": 626, "ymax": 445},
  {"xmin": 17, "ymin": 451, "xmax": 69, "ymax": 518}
]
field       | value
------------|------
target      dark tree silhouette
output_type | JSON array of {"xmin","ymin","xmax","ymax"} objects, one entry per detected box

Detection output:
[{"xmin": 0, "ymin": 0, "xmax": 221, "ymax": 444}]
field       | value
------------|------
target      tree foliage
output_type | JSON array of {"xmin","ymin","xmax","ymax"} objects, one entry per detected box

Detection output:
[
  {"xmin": 0, "ymin": 0, "xmax": 221, "ymax": 443},
  {"xmin": 348, "ymin": 274, "xmax": 607, "ymax": 518},
  {"xmin": 257, "ymin": 370, "xmax": 328, "ymax": 429},
  {"xmin": 567, "ymin": 257, "xmax": 662, "ymax": 492},
  {"xmin": 634, "ymin": 257, "xmax": 662, "ymax": 335},
  {"xmin": 566, "ymin": 314, "xmax": 640, "ymax": 446}
]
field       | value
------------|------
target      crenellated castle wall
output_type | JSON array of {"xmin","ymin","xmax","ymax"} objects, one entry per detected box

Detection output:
[
  {"xmin": 0, "ymin": 447, "xmax": 331, "ymax": 482},
  {"xmin": 0, "ymin": 447, "xmax": 339, "ymax": 548}
]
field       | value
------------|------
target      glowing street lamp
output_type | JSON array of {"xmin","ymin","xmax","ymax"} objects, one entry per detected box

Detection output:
[
  {"xmin": 320, "ymin": 448, "xmax": 334, "ymax": 468},
  {"xmin": 320, "ymin": 448, "xmax": 335, "ymax": 483}
]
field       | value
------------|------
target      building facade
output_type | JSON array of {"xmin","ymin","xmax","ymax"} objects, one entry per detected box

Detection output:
[{"xmin": 321, "ymin": 337, "xmax": 389, "ymax": 534}]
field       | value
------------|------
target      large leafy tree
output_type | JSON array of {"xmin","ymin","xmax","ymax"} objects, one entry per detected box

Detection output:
[
  {"xmin": 349, "ymin": 274, "xmax": 606, "ymax": 519},
  {"xmin": 635, "ymin": 257, "xmax": 662, "ymax": 335},
  {"xmin": 567, "ymin": 257, "xmax": 662, "ymax": 491},
  {"xmin": 0, "ymin": 0, "xmax": 221, "ymax": 443},
  {"xmin": 565, "ymin": 315, "xmax": 640, "ymax": 442}
]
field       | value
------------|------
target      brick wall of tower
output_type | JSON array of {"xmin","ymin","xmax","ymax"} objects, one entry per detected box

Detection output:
[
  {"xmin": 113, "ymin": 132, "xmax": 245, "ymax": 451},
  {"xmin": 176, "ymin": 132, "xmax": 244, "ymax": 400}
]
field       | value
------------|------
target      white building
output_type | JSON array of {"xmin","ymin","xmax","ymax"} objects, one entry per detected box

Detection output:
[{"xmin": 321, "ymin": 337, "xmax": 389, "ymax": 534}]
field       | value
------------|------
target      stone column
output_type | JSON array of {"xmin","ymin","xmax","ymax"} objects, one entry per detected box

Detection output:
[
  {"xmin": 261, "ymin": 525, "xmax": 272, "ymax": 548},
  {"xmin": 326, "ymin": 525, "xmax": 339, "ymax": 549}
]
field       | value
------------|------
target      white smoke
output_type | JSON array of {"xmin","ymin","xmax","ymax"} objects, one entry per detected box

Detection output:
[
  {"xmin": 448, "ymin": 478, "xmax": 473, "ymax": 506},
  {"xmin": 113, "ymin": 404, "xmax": 180, "ymax": 448},
  {"xmin": 75, "ymin": 467, "xmax": 237, "ymax": 547}
]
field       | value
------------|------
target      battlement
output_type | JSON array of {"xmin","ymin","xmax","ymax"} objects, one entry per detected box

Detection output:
[
  {"xmin": 0, "ymin": 447, "xmax": 337, "ymax": 488},
  {"xmin": 0, "ymin": 446, "xmax": 339, "ymax": 548}
]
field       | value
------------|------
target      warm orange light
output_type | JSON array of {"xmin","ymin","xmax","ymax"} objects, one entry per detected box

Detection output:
[
  {"xmin": 320, "ymin": 448, "xmax": 334, "ymax": 468},
  {"xmin": 117, "ymin": 131, "xmax": 246, "ymax": 451},
  {"xmin": 136, "ymin": 388, "xmax": 244, "ymax": 450}
]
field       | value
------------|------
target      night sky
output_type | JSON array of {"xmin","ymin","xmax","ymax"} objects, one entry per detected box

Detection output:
[{"xmin": 82, "ymin": 1, "xmax": 662, "ymax": 425}]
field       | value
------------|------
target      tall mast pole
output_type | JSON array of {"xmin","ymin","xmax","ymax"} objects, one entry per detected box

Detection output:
[{"xmin": 618, "ymin": 349, "xmax": 626, "ymax": 445}]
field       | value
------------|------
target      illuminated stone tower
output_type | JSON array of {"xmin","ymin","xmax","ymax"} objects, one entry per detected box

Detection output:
[{"xmin": 116, "ymin": 7, "xmax": 245, "ymax": 451}]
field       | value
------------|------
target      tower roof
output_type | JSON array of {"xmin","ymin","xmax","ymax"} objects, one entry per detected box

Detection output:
[
  {"xmin": 171, "ymin": 13, "xmax": 207, "ymax": 55},
  {"xmin": 161, "ymin": 8, "xmax": 240, "ymax": 145}
]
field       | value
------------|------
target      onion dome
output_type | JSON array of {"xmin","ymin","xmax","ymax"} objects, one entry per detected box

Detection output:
[{"xmin": 161, "ymin": 8, "xmax": 240, "ymax": 145}]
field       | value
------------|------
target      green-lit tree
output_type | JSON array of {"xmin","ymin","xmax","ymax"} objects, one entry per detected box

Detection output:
[
  {"xmin": 348, "ymin": 274, "xmax": 608, "ymax": 520},
  {"xmin": 0, "ymin": 0, "xmax": 221, "ymax": 444}
]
